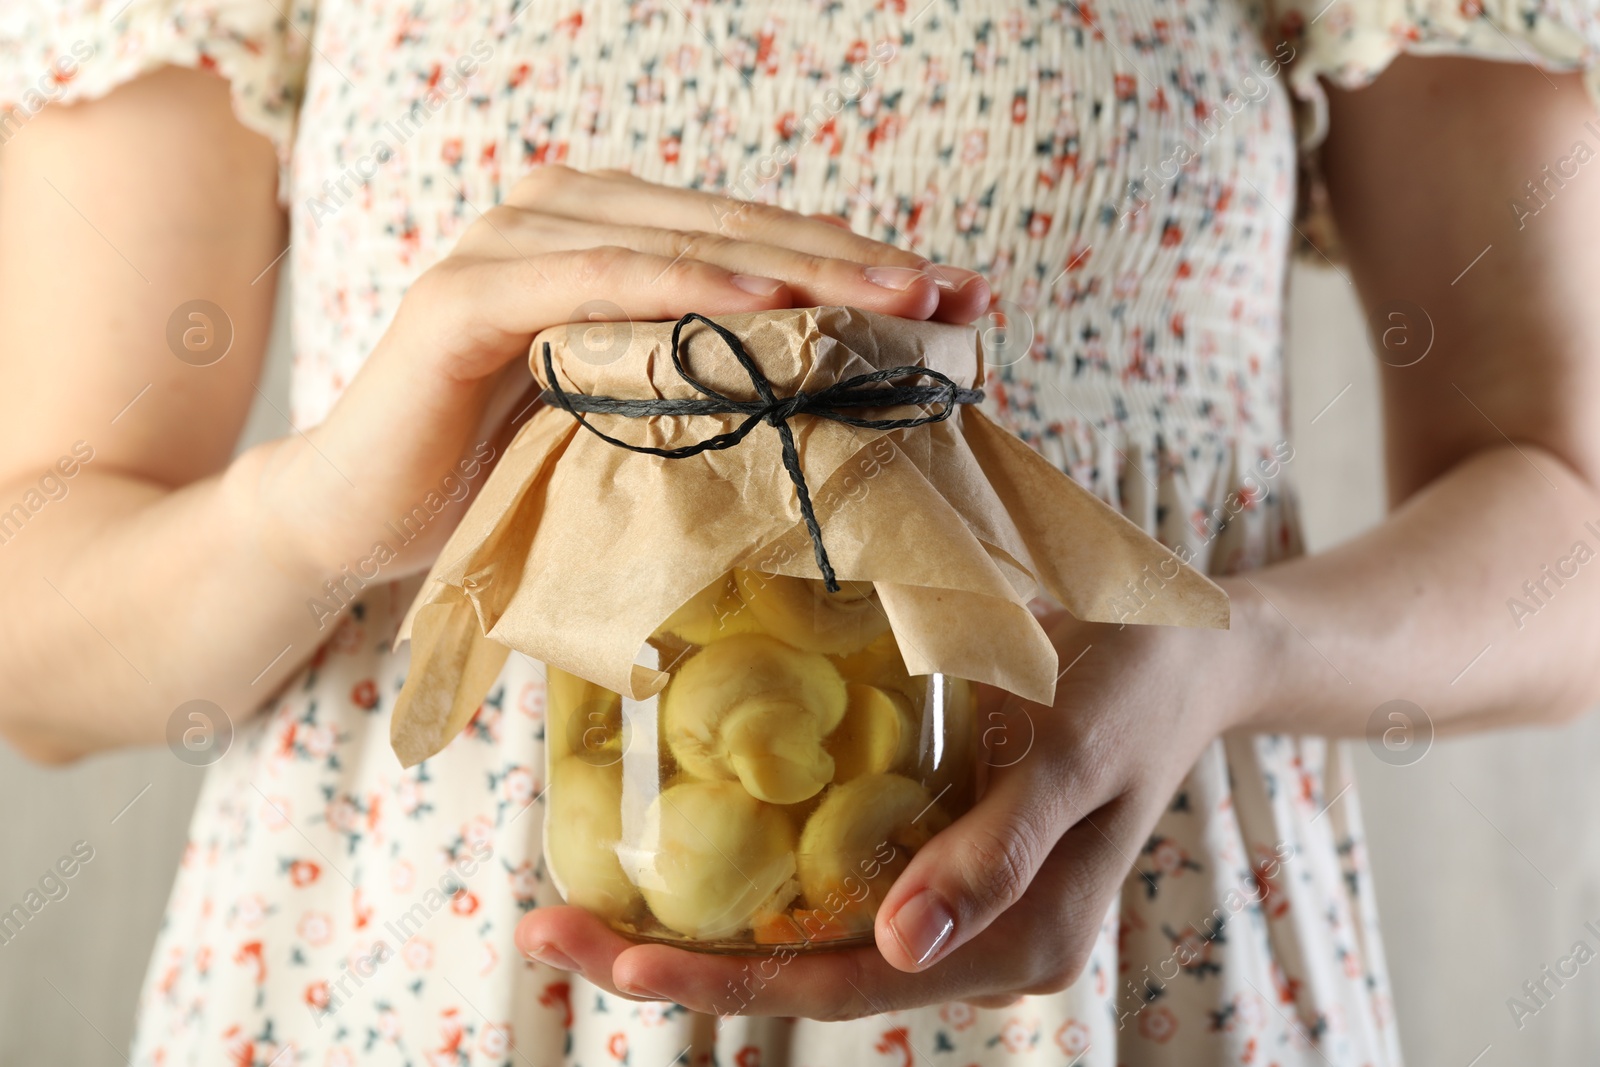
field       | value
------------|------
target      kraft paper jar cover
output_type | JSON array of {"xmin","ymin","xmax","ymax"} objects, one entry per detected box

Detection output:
[{"xmin": 390, "ymin": 306, "xmax": 1228, "ymax": 768}]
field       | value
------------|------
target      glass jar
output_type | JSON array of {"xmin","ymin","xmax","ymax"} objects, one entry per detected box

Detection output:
[{"xmin": 543, "ymin": 568, "xmax": 976, "ymax": 953}]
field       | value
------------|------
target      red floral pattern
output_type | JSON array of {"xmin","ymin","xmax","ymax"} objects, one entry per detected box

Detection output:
[{"xmin": 16, "ymin": 0, "xmax": 1594, "ymax": 1062}]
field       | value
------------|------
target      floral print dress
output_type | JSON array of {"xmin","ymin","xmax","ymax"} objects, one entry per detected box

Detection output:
[{"xmin": 5, "ymin": 0, "xmax": 1599, "ymax": 1064}]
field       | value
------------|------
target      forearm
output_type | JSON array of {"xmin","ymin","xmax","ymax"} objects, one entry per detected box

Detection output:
[
  {"xmin": 1213, "ymin": 444, "xmax": 1600, "ymax": 737},
  {"xmin": 0, "ymin": 440, "xmax": 336, "ymax": 762}
]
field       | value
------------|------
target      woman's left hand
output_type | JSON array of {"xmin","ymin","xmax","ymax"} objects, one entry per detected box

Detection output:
[{"xmin": 515, "ymin": 609, "xmax": 1244, "ymax": 1017}]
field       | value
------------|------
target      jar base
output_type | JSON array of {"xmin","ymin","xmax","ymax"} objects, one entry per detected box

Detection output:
[{"xmin": 607, "ymin": 917, "xmax": 875, "ymax": 955}]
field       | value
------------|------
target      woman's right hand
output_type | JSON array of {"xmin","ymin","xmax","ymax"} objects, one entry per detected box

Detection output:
[{"xmin": 251, "ymin": 166, "xmax": 991, "ymax": 581}]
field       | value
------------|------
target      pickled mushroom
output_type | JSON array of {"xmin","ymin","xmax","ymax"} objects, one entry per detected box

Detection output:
[
  {"xmin": 733, "ymin": 570, "xmax": 890, "ymax": 655},
  {"xmin": 626, "ymin": 779, "xmax": 799, "ymax": 940},
  {"xmin": 661, "ymin": 634, "xmax": 848, "ymax": 804},
  {"xmin": 825, "ymin": 683, "xmax": 916, "ymax": 781},
  {"xmin": 546, "ymin": 665, "xmax": 623, "ymax": 763},
  {"xmin": 544, "ymin": 756, "xmax": 643, "ymax": 921},
  {"xmin": 831, "ymin": 629, "xmax": 928, "ymax": 706},
  {"xmin": 796, "ymin": 773, "xmax": 951, "ymax": 926},
  {"xmin": 657, "ymin": 573, "xmax": 761, "ymax": 645}
]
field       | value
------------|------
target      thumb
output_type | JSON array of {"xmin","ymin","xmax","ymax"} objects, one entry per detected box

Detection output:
[{"xmin": 873, "ymin": 724, "xmax": 1064, "ymax": 972}]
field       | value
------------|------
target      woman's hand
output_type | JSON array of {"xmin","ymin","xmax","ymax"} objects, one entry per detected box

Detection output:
[
  {"xmin": 515, "ymin": 611, "xmax": 1244, "ymax": 1017},
  {"xmin": 253, "ymin": 166, "xmax": 990, "ymax": 579},
  {"xmin": 0, "ymin": 99, "xmax": 995, "ymax": 764}
]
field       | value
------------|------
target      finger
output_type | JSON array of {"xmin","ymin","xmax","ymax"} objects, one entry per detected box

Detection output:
[
  {"xmin": 504, "ymin": 167, "xmax": 991, "ymax": 322},
  {"xmin": 513, "ymin": 905, "xmax": 663, "ymax": 1003},
  {"xmin": 516, "ymin": 905, "xmax": 959, "ymax": 1017},
  {"xmin": 631, "ymin": 232, "xmax": 944, "ymax": 320},
  {"xmin": 404, "ymin": 247, "xmax": 788, "ymax": 382},
  {"xmin": 808, "ymin": 212, "xmax": 854, "ymax": 230},
  {"xmin": 604, "ymin": 844, "xmax": 1091, "ymax": 1018},
  {"xmin": 606, "ymin": 934, "xmax": 1001, "ymax": 1019},
  {"xmin": 873, "ymin": 704, "xmax": 1078, "ymax": 973},
  {"xmin": 507, "ymin": 165, "xmax": 923, "ymax": 271},
  {"xmin": 521, "ymin": 804, "xmax": 1143, "ymax": 1019},
  {"xmin": 458, "ymin": 213, "xmax": 942, "ymax": 320},
  {"xmin": 924, "ymin": 263, "xmax": 992, "ymax": 324},
  {"xmin": 317, "ymin": 248, "xmax": 788, "ymax": 476},
  {"xmin": 693, "ymin": 199, "xmax": 987, "ymax": 322},
  {"xmin": 1000, "ymin": 793, "xmax": 1145, "ymax": 996},
  {"xmin": 964, "ymin": 993, "xmax": 1024, "ymax": 1009}
]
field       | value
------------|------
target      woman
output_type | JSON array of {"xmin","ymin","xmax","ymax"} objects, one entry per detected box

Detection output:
[{"xmin": 4, "ymin": 0, "xmax": 1599, "ymax": 1062}]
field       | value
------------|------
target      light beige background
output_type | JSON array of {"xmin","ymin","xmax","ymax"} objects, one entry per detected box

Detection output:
[{"xmin": 2, "ymin": 263, "xmax": 1598, "ymax": 1064}]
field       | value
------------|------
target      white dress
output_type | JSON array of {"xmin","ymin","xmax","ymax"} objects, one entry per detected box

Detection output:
[{"xmin": 5, "ymin": 0, "xmax": 1597, "ymax": 1063}]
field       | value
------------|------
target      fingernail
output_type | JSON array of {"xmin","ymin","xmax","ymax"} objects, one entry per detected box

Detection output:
[
  {"xmin": 927, "ymin": 265, "xmax": 984, "ymax": 292},
  {"xmin": 526, "ymin": 942, "xmax": 580, "ymax": 972},
  {"xmin": 864, "ymin": 265, "xmax": 928, "ymax": 291},
  {"xmin": 730, "ymin": 273, "xmax": 784, "ymax": 297},
  {"xmin": 617, "ymin": 980, "xmax": 671, "ymax": 1002},
  {"xmin": 889, "ymin": 890, "xmax": 956, "ymax": 969}
]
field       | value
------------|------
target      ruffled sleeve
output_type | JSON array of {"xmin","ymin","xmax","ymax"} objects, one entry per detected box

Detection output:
[
  {"xmin": 0, "ymin": 0, "xmax": 317, "ymax": 202},
  {"xmin": 1267, "ymin": 0, "xmax": 1600, "ymax": 255}
]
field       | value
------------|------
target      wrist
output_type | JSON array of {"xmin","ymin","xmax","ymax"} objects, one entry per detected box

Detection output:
[
  {"xmin": 222, "ymin": 434, "xmax": 352, "ymax": 587},
  {"xmin": 1178, "ymin": 576, "xmax": 1290, "ymax": 736}
]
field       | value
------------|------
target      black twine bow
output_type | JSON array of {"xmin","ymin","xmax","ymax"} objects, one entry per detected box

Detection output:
[{"xmin": 540, "ymin": 312, "xmax": 983, "ymax": 592}]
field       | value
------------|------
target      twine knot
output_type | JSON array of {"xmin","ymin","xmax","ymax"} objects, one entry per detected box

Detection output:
[{"xmin": 540, "ymin": 312, "xmax": 983, "ymax": 592}]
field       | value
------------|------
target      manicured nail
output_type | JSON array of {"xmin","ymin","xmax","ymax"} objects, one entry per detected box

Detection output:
[
  {"xmin": 730, "ymin": 274, "xmax": 784, "ymax": 297},
  {"xmin": 864, "ymin": 265, "xmax": 928, "ymax": 291},
  {"xmin": 927, "ymin": 265, "xmax": 984, "ymax": 292},
  {"xmin": 526, "ymin": 942, "xmax": 580, "ymax": 971},
  {"xmin": 889, "ymin": 890, "xmax": 956, "ymax": 969}
]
